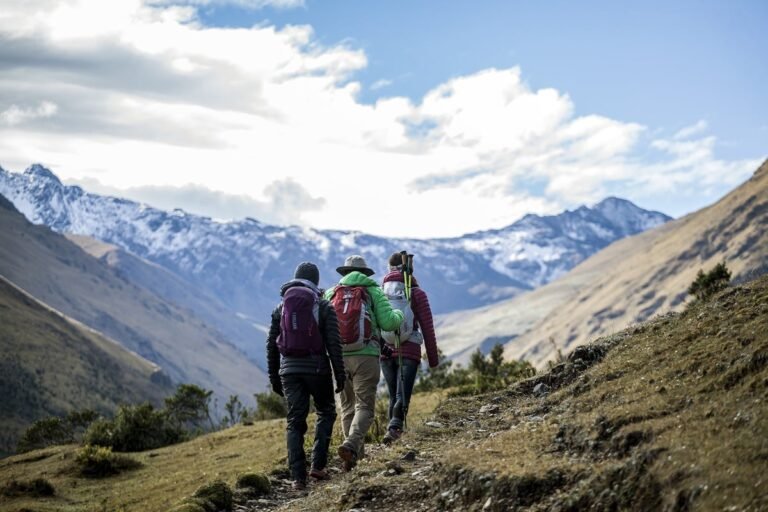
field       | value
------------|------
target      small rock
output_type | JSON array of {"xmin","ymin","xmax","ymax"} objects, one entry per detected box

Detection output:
[
  {"xmin": 480, "ymin": 404, "xmax": 501, "ymax": 415},
  {"xmin": 385, "ymin": 461, "xmax": 403, "ymax": 474},
  {"xmin": 528, "ymin": 415, "xmax": 545, "ymax": 422},
  {"xmin": 425, "ymin": 421, "xmax": 444, "ymax": 428},
  {"xmin": 533, "ymin": 383, "xmax": 550, "ymax": 397},
  {"xmin": 401, "ymin": 451, "xmax": 417, "ymax": 462},
  {"xmin": 483, "ymin": 497, "xmax": 493, "ymax": 510}
]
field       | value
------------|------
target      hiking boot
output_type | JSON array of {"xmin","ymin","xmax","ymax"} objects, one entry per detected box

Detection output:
[
  {"xmin": 291, "ymin": 480, "xmax": 307, "ymax": 491},
  {"xmin": 309, "ymin": 467, "xmax": 330, "ymax": 480},
  {"xmin": 337, "ymin": 445, "xmax": 357, "ymax": 472},
  {"xmin": 382, "ymin": 427, "xmax": 402, "ymax": 445}
]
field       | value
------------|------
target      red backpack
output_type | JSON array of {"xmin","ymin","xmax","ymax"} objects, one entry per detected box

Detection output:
[{"xmin": 330, "ymin": 285, "xmax": 372, "ymax": 348}]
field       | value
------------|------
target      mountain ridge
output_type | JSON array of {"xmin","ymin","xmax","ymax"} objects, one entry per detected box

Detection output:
[{"xmin": 0, "ymin": 163, "xmax": 671, "ymax": 363}]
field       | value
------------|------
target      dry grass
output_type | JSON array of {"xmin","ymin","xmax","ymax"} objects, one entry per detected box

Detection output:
[
  {"xmin": 0, "ymin": 391, "xmax": 447, "ymax": 512},
  {"xmin": 0, "ymin": 420, "xmax": 284, "ymax": 512}
]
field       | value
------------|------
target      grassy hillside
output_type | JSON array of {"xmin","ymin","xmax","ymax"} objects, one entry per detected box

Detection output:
[
  {"xmin": 0, "ymin": 194, "xmax": 267, "ymax": 405},
  {"xmin": 0, "ymin": 276, "xmax": 173, "ymax": 457},
  {"xmin": 0, "ymin": 392, "xmax": 445, "ymax": 511}
]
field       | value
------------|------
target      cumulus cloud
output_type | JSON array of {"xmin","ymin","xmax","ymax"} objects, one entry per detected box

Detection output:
[{"xmin": 0, "ymin": 0, "xmax": 762, "ymax": 237}]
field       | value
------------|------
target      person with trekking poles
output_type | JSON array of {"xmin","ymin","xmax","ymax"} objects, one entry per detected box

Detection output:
[
  {"xmin": 380, "ymin": 251, "xmax": 439, "ymax": 445},
  {"xmin": 325, "ymin": 255, "xmax": 404, "ymax": 471},
  {"xmin": 265, "ymin": 262, "xmax": 346, "ymax": 491}
]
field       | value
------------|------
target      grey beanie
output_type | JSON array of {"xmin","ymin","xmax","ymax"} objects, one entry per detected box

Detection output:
[{"xmin": 294, "ymin": 262, "xmax": 320, "ymax": 285}]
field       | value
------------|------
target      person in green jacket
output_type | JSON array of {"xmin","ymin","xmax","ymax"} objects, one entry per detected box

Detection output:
[{"xmin": 324, "ymin": 255, "xmax": 404, "ymax": 471}]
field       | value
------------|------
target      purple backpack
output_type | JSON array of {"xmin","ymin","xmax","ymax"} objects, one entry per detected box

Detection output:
[{"xmin": 277, "ymin": 286, "xmax": 323, "ymax": 357}]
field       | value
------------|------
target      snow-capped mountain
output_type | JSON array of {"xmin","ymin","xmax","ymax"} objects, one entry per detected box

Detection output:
[{"xmin": 0, "ymin": 163, "xmax": 670, "ymax": 347}]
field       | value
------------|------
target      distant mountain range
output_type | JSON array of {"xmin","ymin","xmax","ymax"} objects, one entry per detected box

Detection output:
[{"xmin": 0, "ymin": 164, "xmax": 670, "ymax": 365}]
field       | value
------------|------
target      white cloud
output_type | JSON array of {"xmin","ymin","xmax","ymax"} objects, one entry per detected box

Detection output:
[
  {"xmin": 370, "ymin": 79, "xmax": 393, "ymax": 91},
  {"xmin": 674, "ymin": 120, "xmax": 708, "ymax": 139},
  {"xmin": 0, "ymin": 0, "xmax": 762, "ymax": 238},
  {"xmin": 0, "ymin": 101, "xmax": 58, "ymax": 126}
]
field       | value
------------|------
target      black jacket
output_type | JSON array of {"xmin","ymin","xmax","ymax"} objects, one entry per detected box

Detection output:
[{"xmin": 266, "ymin": 279, "xmax": 345, "ymax": 382}]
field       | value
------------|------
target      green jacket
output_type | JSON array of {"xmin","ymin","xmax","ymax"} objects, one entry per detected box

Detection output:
[{"xmin": 324, "ymin": 271, "xmax": 404, "ymax": 357}]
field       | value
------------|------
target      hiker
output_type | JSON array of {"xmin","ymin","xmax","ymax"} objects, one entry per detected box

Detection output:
[
  {"xmin": 379, "ymin": 252, "xmax": 439, "ymax": 444},
  {"xmin": 266, "ymin": 262, "xmax": 345, "ymax": 490},
  {"xmin": 325, "ymin": 255, "xmax": 404, "ymax": 471}
]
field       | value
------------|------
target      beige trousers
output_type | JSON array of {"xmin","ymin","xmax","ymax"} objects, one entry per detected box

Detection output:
[{"xmin": 336, "ymin": 355, "xmax": 380, "ymax": 458}]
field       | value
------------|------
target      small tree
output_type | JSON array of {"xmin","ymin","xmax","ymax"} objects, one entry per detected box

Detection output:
[
  {"xmin": 413, "ymin": 348, "xmax": 471, "ymax": 392},
  {"xmin": 688, "ymin": 261, "xmax": 732, "ymax": 301},
  {"xmin": 223, "ymin": 395, "xmax": 243, "ymax": 427},
  {"xmin": 253, "ymin": 390, "xmax": 287, "ymax": 420},
  {"xmin": 165, "ymin": 384, "xmax": 215, "ymax": 431},
  {"xmin": 84, "ymin": 403, "xmax": 184, "ymax": 452},
  {"xmin": 457, "ymin": 343, "xmax": 535, "ymax": 395},
  {"xmin": 17, "ymin": 417, "xmax": 73, "ymax": 453}
]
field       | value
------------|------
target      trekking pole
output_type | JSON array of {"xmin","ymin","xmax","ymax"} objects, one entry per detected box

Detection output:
[{"xmin": 398, "ymin": 251, "xmax": 412, "ymax": 431}]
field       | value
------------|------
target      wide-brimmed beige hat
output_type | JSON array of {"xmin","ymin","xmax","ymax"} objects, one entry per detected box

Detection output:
[{"xmin": 336, "ymin": 255, "xmax": 375, "ymax": 276}]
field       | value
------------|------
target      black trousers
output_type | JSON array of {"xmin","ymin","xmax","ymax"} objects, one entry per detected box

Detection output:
[{"xmin": 281, "ymin": 373, "xmax": 337, "ymax": 481}]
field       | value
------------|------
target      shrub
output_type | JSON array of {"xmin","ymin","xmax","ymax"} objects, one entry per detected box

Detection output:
[
  {"xmin": 75, "ymin": 445, "xmax": 141, "ymax": 477},
  {"xmin": 413, "ymin": 348, "xmax": 472, "ymax": 393},
  {"xmin": 165, "ymin": 384, "xmax": 215, "ymax": 431},
  {"xmin": 17, "ymin": 409, "xmax": 102, "ymax": 453},
  {"xmin": 84, "ymin": 403, "xmax": 184, "ymax": 452},
  {"xmin": 65, "ymin": 409, "xmax": 99, "ymax": 431},
  {"xmin": 17, "ymin": 417, "xmax": 73, "ymax": 453},
  {"xmin": 451, "ymin": 344, "xmax": 535, "ymax": 396},
  {"xmin": 1, "ymin": 478, "xmax": 55, "ymax": 497},
  {"xmin": 253, "ymin": 390, "xmax": 287, "ymax": 420},
  {"xmin": 688, "ymin": 261, "xmax": 732, "ymax": 301},
  {"xmin": 82, "ymin": 418, "xmax": 113, "ymax": 447},
  {"xmin": 192, "ymin": 480, "xmax": 233, "ymax": 512},
  {"xmin": 235, "ymin": 472, "xmax": 271, "ymax": 497},
  {"xmin": 223, "ymin": 395, "xmax": 244, "ymax": 427}
]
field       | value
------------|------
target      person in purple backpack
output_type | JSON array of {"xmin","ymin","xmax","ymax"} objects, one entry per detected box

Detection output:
[{"xmin": 266, "ymin": 262, "xmax": 345, "ymax": 490}]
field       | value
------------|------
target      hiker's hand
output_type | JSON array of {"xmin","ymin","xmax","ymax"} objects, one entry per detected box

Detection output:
[
  {"xmin": 380, "ymin": 343, "xmax": 394, "ymax": 359},
  {"xmin": 271, "ymin": 379, "xmax": 284, "ymax": 397},
  {"xmin": 335, "ymin": 377, "xmax": 345, "ymax": 394}
]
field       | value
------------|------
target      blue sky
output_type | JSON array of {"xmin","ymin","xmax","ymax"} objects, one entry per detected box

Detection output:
[
  {"xmin": 0, "ymin": 0, "xmax": 765, "ymax": 237},
  {"xmin": 201, "ymin": 0, "xmax": 767, "ymax": 160}
]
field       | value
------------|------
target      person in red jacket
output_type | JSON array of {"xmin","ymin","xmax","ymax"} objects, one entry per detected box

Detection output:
[{"xmin": 379, "ymin": 252, "xmax": 439, "ymax": 444}]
